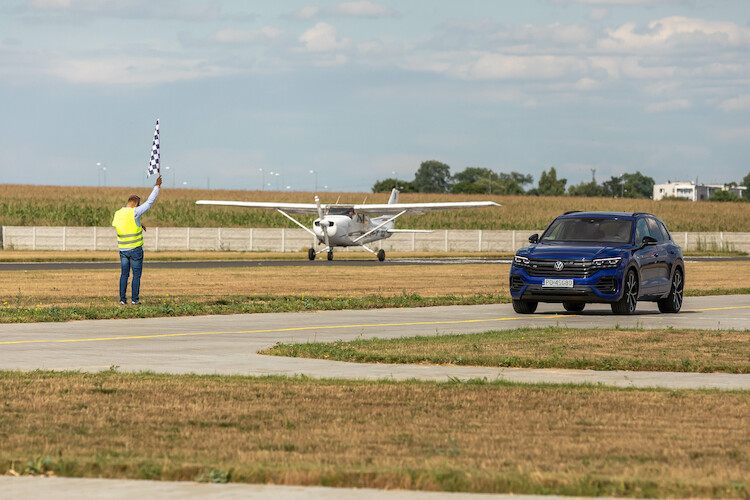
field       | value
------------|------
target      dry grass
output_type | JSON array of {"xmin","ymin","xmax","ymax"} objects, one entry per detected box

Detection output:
[
  {"xmin": 1, "ymin": 264, "xmax": 506, "ymax": 308},
  {"xmin": 2, "ymin": 184, "xmax": 749, "ymax": 231},
  {"xmin": 0, "ymin": 262, "xmax": 750, "ymax": 307},
  {"xmin": 0, "ymin": 262, "xmax": 747, "ymax": 311},
  {"xmin": 266, "ymin": 327, "xmax": 750, "ymax": 373},
  {"xmin": 1, "ymin": 371, "xmax": 748, "ymax": 496},
  {"xmin": 0, "ymin": 250, "xmax": 513, "ymax": 262}
]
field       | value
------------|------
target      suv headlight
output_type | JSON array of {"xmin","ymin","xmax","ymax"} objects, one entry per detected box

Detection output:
[
  {"xmin": 592, "ymin": 257, "xmax": 621, "ymax": 268},
  {"xmin": 513, "ymin": 255, "xmax": 530, "ymax": 267}
]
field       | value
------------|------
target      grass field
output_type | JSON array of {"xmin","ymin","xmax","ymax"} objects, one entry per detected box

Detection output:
[
  {"xmin": 2, "ymin": 184, "xmax": 750, "ymax": 231},
  {"xmin": 264, "ymin": 326, "xmax": 750, "ymax": 374},
  {"xmin": 0, "ymin": 261, "xmax": 748, "ymax": 323},
  {"xmin": 0, "ymin": 250, "xmax": 513, "ymax": 262},
  {"xmin": 2, "ymin": 371, "xmax": 748, "ymax": 497}
]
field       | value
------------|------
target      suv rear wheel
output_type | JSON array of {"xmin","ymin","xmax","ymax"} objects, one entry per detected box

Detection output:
[
  {"xmin": 512, "ymin": 299, "xmax": 538, "ymax": 314},
  {"xmin": 658, "ymin": 268, "xmax": 683, "ymax": 313},
  {"xmin": 563, "ymin": 302, "xmax": 585, "ymax": 312},
  {"xmin": 611, "ymin": 269, "xmax": 638, "ymax": 315}
]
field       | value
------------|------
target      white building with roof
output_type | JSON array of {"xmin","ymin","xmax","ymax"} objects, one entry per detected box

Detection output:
[{"xmin": 653, "ymin": 181, "xmax": 746, "ymax": 201}]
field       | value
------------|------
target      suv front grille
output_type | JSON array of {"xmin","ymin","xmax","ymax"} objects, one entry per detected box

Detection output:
[{"xmin": 526, "ymin": 259, "xmax": 592, "ymax": 278}]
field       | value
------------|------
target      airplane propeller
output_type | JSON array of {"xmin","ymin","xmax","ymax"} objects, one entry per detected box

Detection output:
[{"xmin": 315, "ymin": 195, "xmax": 331, "ymax": 253}]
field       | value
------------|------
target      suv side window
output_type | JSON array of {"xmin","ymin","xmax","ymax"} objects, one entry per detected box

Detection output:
[
  {"xmin": 646, "ymin": 218, "xmax": 666, "ymax": 242},
  {"xmin": 657, "ymin": 220, "xmax": 671, "ymax": 241},
  {"xmin": 634, "ymin": 218, "xmax": 651, "ymax": 244}
]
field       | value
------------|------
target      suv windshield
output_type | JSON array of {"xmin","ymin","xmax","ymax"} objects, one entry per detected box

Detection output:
[{"xmin": 541, "ymin": 218, "xmax": 633, "ymax": 244}]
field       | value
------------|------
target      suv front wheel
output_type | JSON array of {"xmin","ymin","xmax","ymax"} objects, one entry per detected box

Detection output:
[
  {"xmin": 611, "ymin": 269, "xmax": 638, "ymax": 315},
  {"xmin": 512, "ymin": 299, "xmax": 538, "ymax": 314}
]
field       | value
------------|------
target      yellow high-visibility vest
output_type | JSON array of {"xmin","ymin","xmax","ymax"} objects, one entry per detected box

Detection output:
[{"xmin": 112, "ymin": 207, "xmax": 144, "ymax": 250}]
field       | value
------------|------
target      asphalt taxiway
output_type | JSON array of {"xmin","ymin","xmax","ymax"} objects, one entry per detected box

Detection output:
[{"xmin": 1, "ymin": 295, "xmax": 749, "ymax": 390}]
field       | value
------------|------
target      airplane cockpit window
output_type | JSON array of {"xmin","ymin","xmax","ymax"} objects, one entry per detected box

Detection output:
[{"xmin": 356, "ymin": 214, "xmax": 366, "ymax": 223}]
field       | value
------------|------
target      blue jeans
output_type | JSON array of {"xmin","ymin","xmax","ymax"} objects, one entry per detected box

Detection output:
[{"xmin": 119, "ymin": 246, "xmax": 144, "ymax": 302}]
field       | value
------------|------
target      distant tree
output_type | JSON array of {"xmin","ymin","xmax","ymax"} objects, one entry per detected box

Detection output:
[
  {"xmin": 372, "ymin": 178, "xmax": 416, "ymax": 193},
  {"xmin": 453, "ymin": 167, "xmax": 492, "ymax": 184},
  {"xmin": 413, "ymin": 160, "xmax": 453, "ymax": 193},
  {"xmin": 494, "ymin": 172, "xmax": 533, "ymax": 195},
  {"xmin": 568, "ymin": 181, "xmax": 606, "ymax": 197},
  {"xmin": 451, "ymin": 180, "xmax": 486, "ymax": 194},
  {"xmin": 742, "ymin": 171, "xmax": 750, "ymax": 189},
  {"xmin": 709, "ymin": 190, "xmax": 741, "ymax": 202},
  {"xmin": 452, "ymin": 168, "xmax": 532, "ymax": 195},
  {"xmin": 621, "ymin": 171, "xmax": 655, "ymax": 199},
  {"xmin": 537, "ymin": 167, "xmax": 567, "ymax": 196},
  {"xmin": 602, "ymin": 176, "xmax": 624, "ymax": 197}
]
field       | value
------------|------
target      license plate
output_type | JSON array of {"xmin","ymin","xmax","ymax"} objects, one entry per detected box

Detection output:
[{"xmin": 542, "ymin": 278, "xmax": 574, "ymax": 288}]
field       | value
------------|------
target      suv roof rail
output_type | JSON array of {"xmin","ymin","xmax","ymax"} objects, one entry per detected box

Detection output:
[{"xmin": 563, "ymin": 210, "xmax": 581, "ymax": 215}]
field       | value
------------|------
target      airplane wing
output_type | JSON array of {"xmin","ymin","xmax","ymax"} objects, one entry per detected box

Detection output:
[
  {"xmin": 195, "ymin": 200, "xmax": 500, "ymax": 216},
  {"xmin": 195, "ymin": 200, "xmax": 320, "ymax": 215},
  {"xmin": 353, "ymin": 201, "xmax": 500, "ymax": 216}
]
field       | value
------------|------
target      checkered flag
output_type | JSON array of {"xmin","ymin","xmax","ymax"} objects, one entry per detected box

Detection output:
[{"xmin": 147, "ymin": 119, "xmax": 160, "ymax": 178}]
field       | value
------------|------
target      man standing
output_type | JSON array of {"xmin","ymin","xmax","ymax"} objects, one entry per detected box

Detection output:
[{"xmin": 112, "ymin": 175, "xmax": 162, "ymax": 305}]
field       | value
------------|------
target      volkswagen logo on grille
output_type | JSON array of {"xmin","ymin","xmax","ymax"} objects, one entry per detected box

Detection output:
[{"xmin": 554, "ymin": 261, "xmax": 564, "ymax": 272}]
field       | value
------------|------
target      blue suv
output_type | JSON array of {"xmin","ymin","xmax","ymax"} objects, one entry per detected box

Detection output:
[{"xmin": 509, "ymin": 212, "xmax": 684, "ymax": 315}]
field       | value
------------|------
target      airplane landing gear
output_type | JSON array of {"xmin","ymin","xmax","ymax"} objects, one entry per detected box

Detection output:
[
  {"xmin": 308, "ymin": 248, "xmax": 316, "ymax": 261},
  {"xmin": 327, "ymin": 251, "xmax": 334, "ymax": 261},
  {"xmin": 377, "ymin": 249, "xmax": 386, "ymax": 262}
]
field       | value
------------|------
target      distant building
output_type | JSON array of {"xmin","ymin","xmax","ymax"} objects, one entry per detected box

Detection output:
[{"xmin": 653, "ymin": 181, "xmax": 747, "ymax": 201}]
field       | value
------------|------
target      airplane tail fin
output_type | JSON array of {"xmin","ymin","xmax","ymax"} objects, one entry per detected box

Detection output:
[{"xmin": 388, "ymin": 188, "xmax": 399, "ymax": 205}]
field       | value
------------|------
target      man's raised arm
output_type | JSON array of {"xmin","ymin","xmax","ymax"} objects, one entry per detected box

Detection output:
[{"xmin": 135, "ymin": 176, "xmax": 162, "ymax": 218}]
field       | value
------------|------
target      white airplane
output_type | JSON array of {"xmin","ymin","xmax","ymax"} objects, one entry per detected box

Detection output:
[{"xmin": 196, "ymin": 189, "xmax": 500, "ymax": 261}]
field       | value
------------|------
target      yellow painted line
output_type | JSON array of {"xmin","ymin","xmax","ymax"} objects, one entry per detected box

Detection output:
[
  {"xmin": 1, "ymin": 304, "xmax": 748, "ymax": 346},
  {"xmin": 683, "ymin": 305, "xmax": 750, "ymax": 312},
  {"xmin": 0, "ymin": 314, "xmax": 578, "ymax": 345}
]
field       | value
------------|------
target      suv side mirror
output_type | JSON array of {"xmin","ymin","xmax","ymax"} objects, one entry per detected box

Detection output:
[
  {"xmin": 529, "ymin": 233, "xmax": 539, "ymax": 244},
  {"xmin": 640, "ymin": 236, "xmax": 658, "ymax": 248}
]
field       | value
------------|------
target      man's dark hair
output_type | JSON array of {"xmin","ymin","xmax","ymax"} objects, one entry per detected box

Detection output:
[{"xmin": 128, "ymin": 195, "xmax": 141, "ymax": 205}]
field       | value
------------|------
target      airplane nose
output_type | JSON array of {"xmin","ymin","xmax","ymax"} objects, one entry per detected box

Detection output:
[{"xmin": 313, "ymin": 219, "xmax": 336, "ymax": 238}]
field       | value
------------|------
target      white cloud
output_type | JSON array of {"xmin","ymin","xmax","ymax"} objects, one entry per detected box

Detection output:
[
  {"xmin": 716, "ymin": 127, "xmax": 750, "ymax": 141},
  {"xmin": 331, "ymin": 1, "xmax": 393, "ymax": 18},
  {"xmin": 291, "ymin": 6, "xmax": 320, "ymax": 19},
  {"xmin": 299, "ymin": 22, "xmax": 350, "ymax": 52},
  {"xmin": 587, "ymin": 8, "xmax": 609, "ymax": 21},
  {"xmin": 645, "ymin": 99, "xmax": 690, "ymax": 113},
  {"xmin": 44, "ymin": 55, "xmax": 237, "ymax": 85},
  {"xmin": 467, "ymin": 54, "xmax": 588, "ymax": 80},
  {"xmin": 719, "ymin": 95, "xmax": 750, "ymax": 112},
  {"xmin": 290, "ymin": 2, "xmax": 393, "ymax": 20},
  {"xmin": 215, "ymin": 26, "xmax": 283, "ymax": 44},
  {"xmin": 573, "ymin": 77, "xmax": 600, "ymax": 91},
  {"xmin": 22, "ymin": 0, "xmax": 245, "ymax": 22},
  {"xmin": 599, "ymin": 16, "xmax": 750, "ymax": 52}
]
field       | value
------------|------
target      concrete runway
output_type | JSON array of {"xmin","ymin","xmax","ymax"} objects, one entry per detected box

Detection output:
[
  {"xmin": 0, "ymin": 477, "xmax": 611, "ymax": 500},
  {"xmin": 1, "ymin": 295, "xmax": 749, "ymax": 389},
  {"xmin": 0, "ymin": 254, "xmax": 746, "ymax": 270}
]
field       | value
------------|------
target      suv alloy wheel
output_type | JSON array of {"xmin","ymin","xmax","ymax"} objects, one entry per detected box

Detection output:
[
  {"xmin": 611, "ymin": 269, "xmax": 638, "ymax": 315},
  {"xmin": 658, "ymin": 268, "xmax": 684, "ymax": 313}
]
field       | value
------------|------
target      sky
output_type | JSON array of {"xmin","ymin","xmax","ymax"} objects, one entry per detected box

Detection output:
[{"xmin": 1, "ymin": 0, "xmax": 749, "ymax": 192}]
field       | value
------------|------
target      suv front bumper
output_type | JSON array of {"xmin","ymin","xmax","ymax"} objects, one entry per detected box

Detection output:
[{"xmin": 509, "ymin": 266, "xmax": 624, "ymax": 303}]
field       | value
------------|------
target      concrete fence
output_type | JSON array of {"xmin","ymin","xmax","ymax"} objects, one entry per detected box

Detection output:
[{"xmin": 2, "ymin": 226, "xmax": 750, "ymax": 253}]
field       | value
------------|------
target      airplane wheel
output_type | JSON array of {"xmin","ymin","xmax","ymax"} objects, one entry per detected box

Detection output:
[
  {"xmin": 308, "ymin": 248, "xmax": 316, "ymax": 261},
  {"xmin": 377, "ymin": 249, "xmax": 385, "ymax": 262},
  {"xmin": 327, "ymin": 251, "xmax": 334, "ymax": 261}
]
